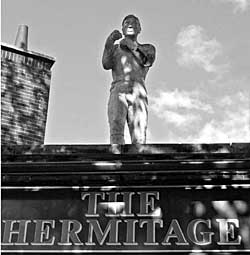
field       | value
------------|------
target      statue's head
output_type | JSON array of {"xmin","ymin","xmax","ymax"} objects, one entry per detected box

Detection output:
[{"xmin": 122, "ymin": 14, "xmax": 141, "ymax": 36}]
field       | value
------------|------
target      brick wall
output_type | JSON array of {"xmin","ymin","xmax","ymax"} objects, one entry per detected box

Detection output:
[{"xmin": 1, "ymin": 44, "xmax": 55, "ymax": 145}]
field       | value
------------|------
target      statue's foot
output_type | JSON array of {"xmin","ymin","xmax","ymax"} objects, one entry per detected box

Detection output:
[
  {"xmin": 128, "ymin": 143, "xmax": 145, "ymax": 153},
  {"xmin": 110, "ymin": 144, "xmax": 122, "ymax": 154}
]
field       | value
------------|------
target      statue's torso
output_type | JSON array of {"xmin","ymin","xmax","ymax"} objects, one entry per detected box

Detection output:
[{"xmin": 111, "ymin": 44, "xmax": 149, "ymax": 84}]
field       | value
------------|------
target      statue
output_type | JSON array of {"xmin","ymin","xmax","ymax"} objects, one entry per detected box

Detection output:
[{"xmin": 102, "ymin": 14, "xmax": 156, "ymax": 146}]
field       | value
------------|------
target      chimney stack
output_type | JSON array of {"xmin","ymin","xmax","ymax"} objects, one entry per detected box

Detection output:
[
  {"xmin": 1, "ymin": 25, "xmax": 55, "ymax": 146},
  {"xmin": 14, "ymin": 25, "xmax": 28, "ymax": 50}
]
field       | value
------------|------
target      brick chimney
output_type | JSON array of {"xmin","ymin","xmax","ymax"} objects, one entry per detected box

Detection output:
[{"xmin": 1, "ymin": 25, "xmax": 55, "ymax": 145}]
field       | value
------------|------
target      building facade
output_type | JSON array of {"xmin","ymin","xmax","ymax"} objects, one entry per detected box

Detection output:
[{"xmin": 1, "ymin": 28, "xmax": 250, "ymax": 255}]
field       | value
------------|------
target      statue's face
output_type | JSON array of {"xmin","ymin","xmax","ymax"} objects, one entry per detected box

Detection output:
[{"xmin": 122, "ymin": 16, "xmax": 141, "ymax": 36}]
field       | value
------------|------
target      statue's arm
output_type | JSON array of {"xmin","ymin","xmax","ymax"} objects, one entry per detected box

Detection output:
[
  {"xmin": 102, "ymin": 30, "xmax": 122, "ymax": 70},
  {"xmin": 135, "ymin": 44, "xmax": 156, "ymax": 67},
  {"xmin": 102, "ymin": 40, "xmax": 115, "ymax": 70}
]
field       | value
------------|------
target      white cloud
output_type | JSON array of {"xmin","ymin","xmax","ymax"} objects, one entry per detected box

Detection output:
[
  {"xmin": 149, "ymin": 88, "xmax": 250, "ymax": 143},
  {"xmin": 219, "ymin": 0, "xmax": 250, "ymax": 13},
  {"xmin": 150, "ymin": 89, "xmax": 212, "ymax": 127},
  {"xmin": 219, "ymin": 91, "xmax": 248, "ymax": 107},
  {"xmin": 193, "ymin": 109, "xmax": 250, "ymax": 143},
  {"xmin": 219, "ymin": 95, "xmax": 233, "ymax": 107},
  {"xmin": 192, "ymin": 91, "xmax": 250, "ymax": 143},
  {"xmin": 157, "ymin": 110, "xmax": 200, "ymax": 127},
  {"xmin": 150, "ymin": 89, "xmax": 213, "ymax": 112},
  {"xmin": 176, "ymin": 25, "xmax": 229, "ymax": 76}
]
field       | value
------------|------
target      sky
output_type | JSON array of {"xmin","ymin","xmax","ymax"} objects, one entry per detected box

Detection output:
[{"xmin": 2, "ymin": 0, "xmax": 250, "ymax": 144}]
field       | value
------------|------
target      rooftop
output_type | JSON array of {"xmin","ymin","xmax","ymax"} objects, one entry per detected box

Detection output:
[{"xmin": 2, "ymin": 143, "xmax": 250, "ymax": 187}]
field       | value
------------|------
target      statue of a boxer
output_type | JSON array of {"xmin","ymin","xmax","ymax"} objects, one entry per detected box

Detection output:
[{"xmin": 102, "ymin": 15, "xmax": 156, "ymax": 145}]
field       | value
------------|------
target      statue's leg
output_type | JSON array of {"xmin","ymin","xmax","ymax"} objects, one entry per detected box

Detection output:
[
  {"xmin": 108, "ymin": 86, "xmax": 128, "ymax": 144},
  {"xmin": 127, "ymin": 83, "xmax": 148, "ymax": 144}
]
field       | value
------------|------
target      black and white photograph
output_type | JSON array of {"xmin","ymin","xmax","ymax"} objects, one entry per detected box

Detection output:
[{"xmin": 1, "ymin": 0, "xmax": 250, "ymax": 254}]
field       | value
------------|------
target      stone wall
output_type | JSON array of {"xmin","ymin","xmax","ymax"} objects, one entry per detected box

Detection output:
[{"xmin": 1, "ymin": 44, "xmax": 55, "ymax": 145}]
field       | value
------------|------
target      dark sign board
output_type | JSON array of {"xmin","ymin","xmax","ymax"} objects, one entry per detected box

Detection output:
[{"xmin": 1, "ymin": 185, "xmax": 250, "ymax": 253}]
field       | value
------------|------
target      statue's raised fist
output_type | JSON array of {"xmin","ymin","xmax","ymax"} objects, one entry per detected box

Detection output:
[{"xmin": 109, "ymin": 30, "xmax": 122, "ymax": 41}]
